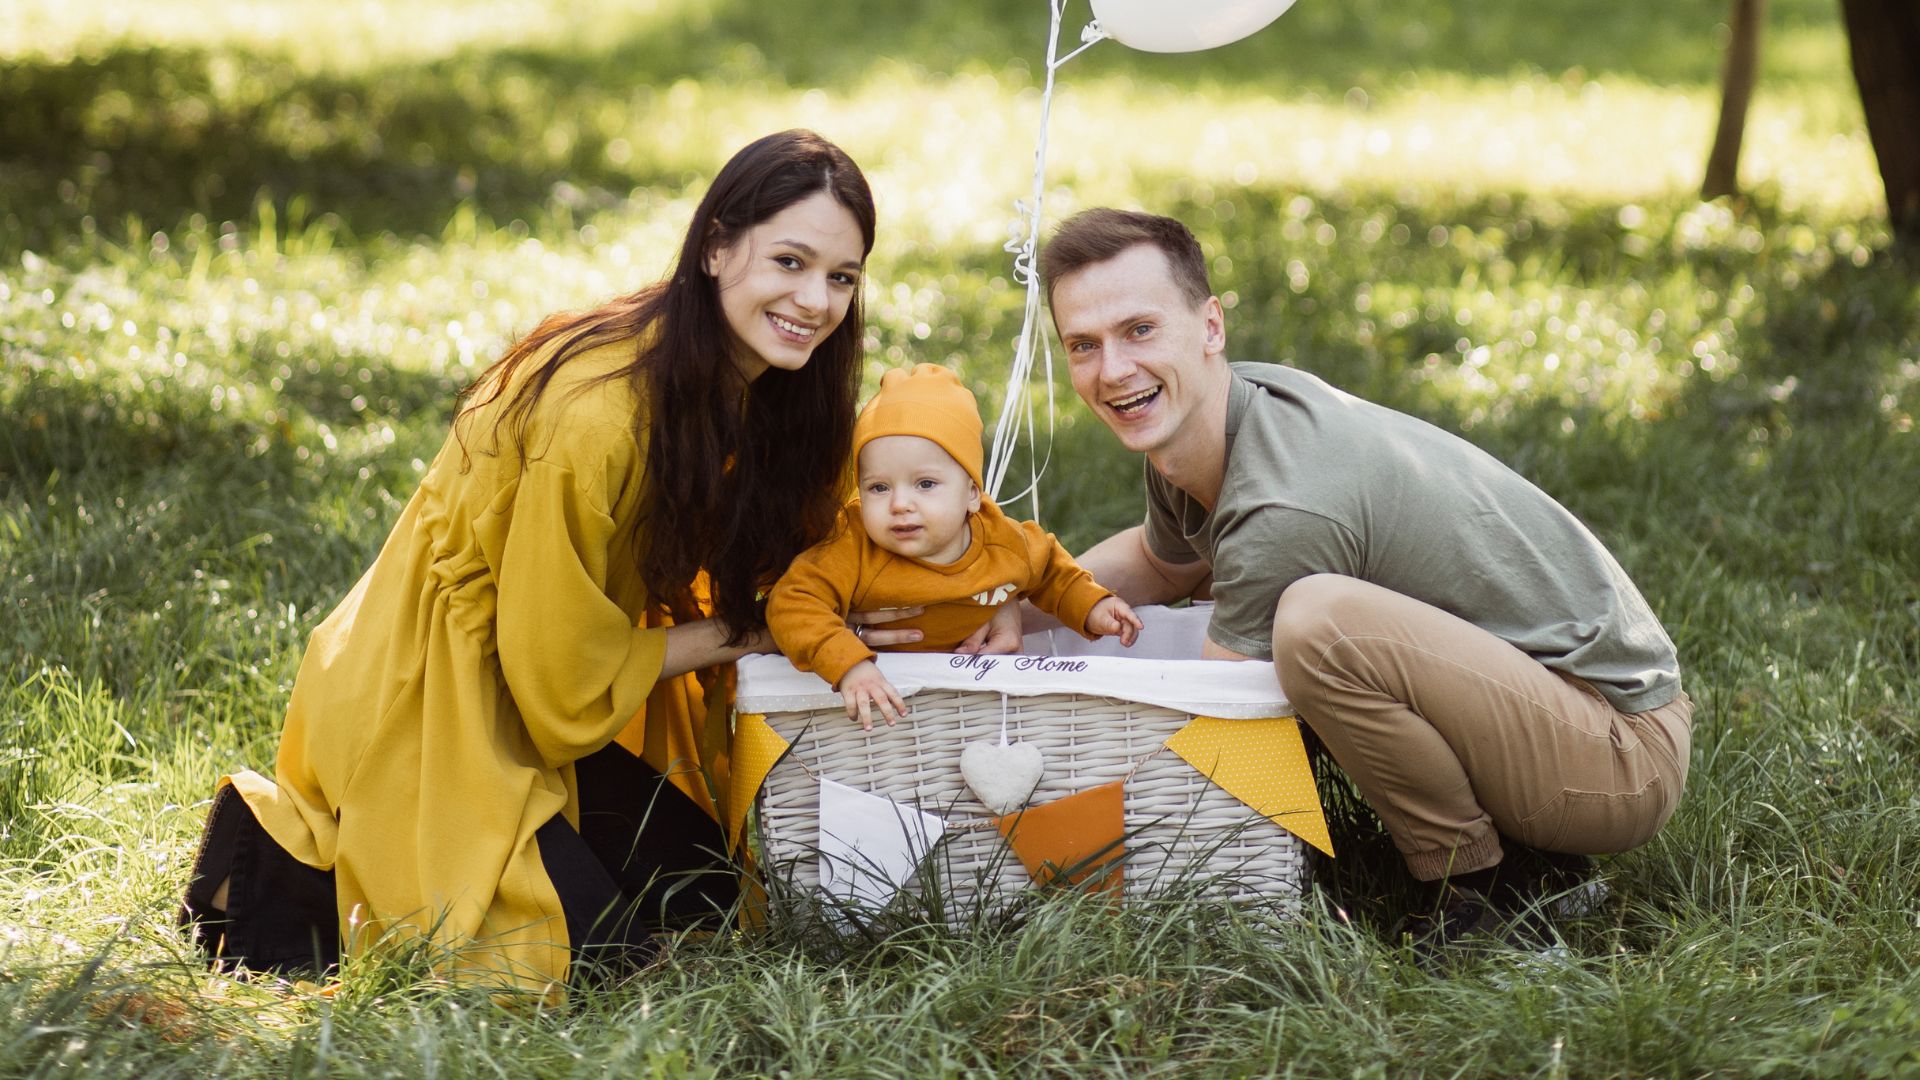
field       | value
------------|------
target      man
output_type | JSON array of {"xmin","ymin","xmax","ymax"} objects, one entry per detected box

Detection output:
[{"xmin": 1041, "ymin": 208, "xmax": 1691, "ymax": 949}]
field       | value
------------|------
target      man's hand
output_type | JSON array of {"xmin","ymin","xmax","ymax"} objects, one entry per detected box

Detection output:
[
  {"xmin": 838, "ymin": 660, "xmax": 909, "ymax": 731},
  {"xmin": 1085, "ymin": 595, "xmax": 1144, "ymax": 647},
  {"xmin": 1076, "ymin": 526, "xmax": 1212, "ymax": 607},
  {"xmin": 1200, "ymin": 636, "xmax": 1257, "ymax": 662},
  {"xmin": 955, "ymin": 601, "xmax": 1025, "ymax": 655}
]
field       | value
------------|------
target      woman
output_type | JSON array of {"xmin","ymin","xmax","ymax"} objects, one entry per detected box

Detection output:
[{"xmin": 180, "ymin": 130, "xmax": 889, "ymax": 991}]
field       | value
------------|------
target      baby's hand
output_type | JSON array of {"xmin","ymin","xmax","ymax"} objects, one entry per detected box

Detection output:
[
  {"xmin": 1085, "ymin": 595, "xmax": 1143, "ymax": 647},
  {"xmin": 838, "ymin": 659, "xmax": 909, "ymax": 731}
]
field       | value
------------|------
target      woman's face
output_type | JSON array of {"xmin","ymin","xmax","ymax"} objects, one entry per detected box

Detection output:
[{"xmin": 707, "ymin": 191, "xmax": 867, "ymax": 382}]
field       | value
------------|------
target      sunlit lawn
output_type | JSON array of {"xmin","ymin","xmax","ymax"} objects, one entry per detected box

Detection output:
[{"xmin": 3, "ymin": 0, "xmax": 1918, "ymax": 1075}]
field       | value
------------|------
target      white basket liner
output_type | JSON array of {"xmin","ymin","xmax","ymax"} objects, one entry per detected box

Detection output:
[
  {"xmin": 746, "ymin": 605, "xmax": 1308, "ymax": 917},
  {"xmin": 737, "ymin": 603, "xmax": 1292, "ymax": 719}
]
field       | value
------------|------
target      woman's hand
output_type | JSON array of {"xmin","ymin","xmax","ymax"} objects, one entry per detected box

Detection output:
[
  {"xmin": 955, "ymin": 600, "xmax": 1026, "ymax": 655},
  {"xmin": 660, "ymin": 619, "xmax": 773, "ymax": 679},
  {"xmin": 847, "ymin": 606, "xmax": 925, "ymax": 649}
]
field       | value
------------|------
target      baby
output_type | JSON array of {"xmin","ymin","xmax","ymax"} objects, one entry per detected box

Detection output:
[{"xmin": 769, "ymin": 363, "xmax": 1141, "ymax": 728}]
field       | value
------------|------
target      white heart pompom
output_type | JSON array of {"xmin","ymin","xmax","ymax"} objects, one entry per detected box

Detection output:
[{"xmin": 960, "ymin": 740, "xmax": 1045, "ymax": 815}]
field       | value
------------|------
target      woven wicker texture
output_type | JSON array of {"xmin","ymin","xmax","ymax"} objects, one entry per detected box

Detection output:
[{"xmin": 757, "ymin": 688, "xmax": 1308, "ymax": 921}]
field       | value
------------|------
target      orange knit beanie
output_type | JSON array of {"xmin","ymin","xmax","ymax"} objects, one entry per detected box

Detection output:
[{"xmin": 852, "ymin": 363, "xmax": 984, "ymax": 489}]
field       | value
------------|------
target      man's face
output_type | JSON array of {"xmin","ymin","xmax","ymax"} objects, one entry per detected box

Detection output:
[{"xmin": 1052, "ymin": 244, "xmax": 1225, "ymax": 459}]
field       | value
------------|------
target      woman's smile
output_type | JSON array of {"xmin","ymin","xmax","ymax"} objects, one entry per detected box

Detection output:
[{"xmin": 769, "ymin": 313, "xmax": 818, "ymax": 342}]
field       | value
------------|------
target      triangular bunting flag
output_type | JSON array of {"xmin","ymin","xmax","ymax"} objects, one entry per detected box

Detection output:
[
  {"xmin": 817, "ymin": 778, "xmax": 947, "ymax": 908},
  {"xmin": 1165, "ymin": 716, "xmax": 1334, "ymax": 857},
  {"xmin": 726, "ymin": 713, "xmax": 790, "ymax": 853},
  {"xmin": 995, "ymin": 779, "xmax": 1126, "ymax": 895}
]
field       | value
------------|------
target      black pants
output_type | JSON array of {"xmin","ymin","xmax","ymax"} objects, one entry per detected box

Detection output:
[{"xmin": 178, "ymin": 742, "xmax": 739, "ymax": 981}]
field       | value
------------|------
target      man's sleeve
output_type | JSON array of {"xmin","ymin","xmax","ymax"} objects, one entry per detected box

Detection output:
[
  {"xmin": 1205, "ymin": 506, "xmax": 1363, "ymax": 659},
  {"xmin": 1142, "ymin": 459, "xmax": 1203, "ymax": 566}
]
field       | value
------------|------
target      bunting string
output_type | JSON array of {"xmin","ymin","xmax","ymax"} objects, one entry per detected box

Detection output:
[{"xmin": 984, "ymin": 1, "xmax": 1108, "ymax": 520}]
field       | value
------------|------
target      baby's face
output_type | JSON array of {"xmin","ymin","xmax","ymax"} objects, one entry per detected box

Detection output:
[{"xmin": 856, "ymin": 435, "xmax": 981, "ymax": 564}]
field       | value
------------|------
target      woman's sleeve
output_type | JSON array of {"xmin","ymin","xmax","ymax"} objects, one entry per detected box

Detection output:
[{"xmin": 495, "ymin": 456, "xmax": 668, "ymax": 768}]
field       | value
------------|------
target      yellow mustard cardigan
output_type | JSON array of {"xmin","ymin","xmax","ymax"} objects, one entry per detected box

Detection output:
[{"xmin": 224, "ymin": 336, "xmax": 725, "ymax": 992}]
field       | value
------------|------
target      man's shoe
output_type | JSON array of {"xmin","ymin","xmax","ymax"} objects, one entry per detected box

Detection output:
[
  {"xmin": 1496, "ymin": 843, "xmax": 1609, "ymax": 922},
  {"xmin": 1392, "ymin": 884, "xmax": 1522, "ymax": 967}
]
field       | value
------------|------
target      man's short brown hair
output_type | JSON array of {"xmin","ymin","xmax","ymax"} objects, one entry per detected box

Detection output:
[{"xmin": 1040, "ymin": 208, "xmax": 1212, "ymax": 308}]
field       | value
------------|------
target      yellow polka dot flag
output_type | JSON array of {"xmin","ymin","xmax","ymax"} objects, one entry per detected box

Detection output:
[
  {"xmin": 1165, "ymin": 716, "xmax": 1333, "ymax": 857},
  {"xmin": 727, "ymin": 713, "xmax": 790, "ymax": 854}
]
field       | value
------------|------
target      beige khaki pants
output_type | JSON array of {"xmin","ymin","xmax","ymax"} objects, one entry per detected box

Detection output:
[{"xmin": 1270, "ymin": 575, "xmax": 1692, "ymax": 881}]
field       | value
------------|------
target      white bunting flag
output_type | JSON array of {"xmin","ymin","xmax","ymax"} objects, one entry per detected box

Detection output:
[{"xmin": 817, "ymin": 778, "xmax": 947, "ymax": 908}]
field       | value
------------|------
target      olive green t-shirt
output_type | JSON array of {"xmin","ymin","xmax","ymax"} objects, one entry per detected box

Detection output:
[{"xmin": 1145, "ymin": 362, "xmax": 1680, "ymax": 714}]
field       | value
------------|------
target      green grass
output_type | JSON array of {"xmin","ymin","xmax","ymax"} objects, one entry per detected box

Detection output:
[{"xmin": 4, "ymin": 0, "xmax": 1919, "ymax": 1074}]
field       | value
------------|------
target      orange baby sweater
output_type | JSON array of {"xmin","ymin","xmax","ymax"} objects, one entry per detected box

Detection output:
[{"xmin": 768, "ymin": 498, "xmax": 1111, "ymax": 686}]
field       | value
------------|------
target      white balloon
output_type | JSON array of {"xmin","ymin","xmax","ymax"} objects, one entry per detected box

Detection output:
[{"xmin": 1090, "ymin": 0, "xmax": 1298, "ymax": 53}]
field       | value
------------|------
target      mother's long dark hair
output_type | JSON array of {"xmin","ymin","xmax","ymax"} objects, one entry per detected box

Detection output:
[{"xmin": 459, "ymin": 130, "xmax": 874, "ymax": 641}]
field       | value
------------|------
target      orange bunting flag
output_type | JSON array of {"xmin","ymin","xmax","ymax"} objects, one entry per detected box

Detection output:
[
  {"xmin": 995, "ymin": 780, "xmax": 1127, "ymax": 895},
  {"xmin": 1165, "ymin": 716, "xmax": 1334, "ymax": 857},
  {"xmin": 727, "ymin": 713, "xmax": 790, "ymax": 853}
]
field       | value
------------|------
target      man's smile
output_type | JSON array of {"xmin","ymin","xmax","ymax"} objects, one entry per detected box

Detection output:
[{"xmin": 1107, "ymin": 386, "xmax": 1162, "ymax": 415}]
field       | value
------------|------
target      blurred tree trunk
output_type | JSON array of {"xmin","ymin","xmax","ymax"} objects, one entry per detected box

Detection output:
[
  {"xmin": 1703, "ymin": 0, "xmax": 1766, "ymax": 199},
  {"xmin": 1839, "ymin": 0, "xmax": 1920, "ymax": 250}
]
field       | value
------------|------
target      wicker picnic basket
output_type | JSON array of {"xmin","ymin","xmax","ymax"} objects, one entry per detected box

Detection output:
[{"xmin": 734, "ymin": 605, "xmax": 1319, "ymax": 922}]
